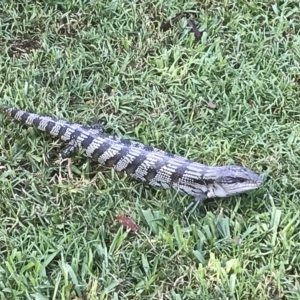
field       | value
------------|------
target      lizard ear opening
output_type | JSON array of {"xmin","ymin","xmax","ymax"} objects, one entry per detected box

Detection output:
[{"xmin": 207, "ymin": 184, "xmax": 227, "ymax": 198}]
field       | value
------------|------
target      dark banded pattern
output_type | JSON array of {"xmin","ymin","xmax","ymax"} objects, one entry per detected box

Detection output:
[{"xmin": 1, "ymin": 106, "xmax": 263, "ymax": 203}]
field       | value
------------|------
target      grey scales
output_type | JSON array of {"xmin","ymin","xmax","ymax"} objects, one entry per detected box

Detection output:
[{"xmin": 1, "ymin": 106, "xmax": 263, "ymax": 203}]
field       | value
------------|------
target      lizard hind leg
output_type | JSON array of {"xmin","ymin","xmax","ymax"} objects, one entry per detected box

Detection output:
[
  {"xmin": 60, "ymin": 143, "xmax": 78, "ymax": 158},
  {"xmin": 90, "ymin": 121, "xmax": 105, "ymax": 134}
]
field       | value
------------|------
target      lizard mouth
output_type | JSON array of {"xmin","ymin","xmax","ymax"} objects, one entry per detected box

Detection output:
[{"xmin": 224, "ymin": 181, "xmax": 262, "ymax": 195}]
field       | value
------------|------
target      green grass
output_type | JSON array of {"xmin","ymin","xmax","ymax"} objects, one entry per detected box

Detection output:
[{"xmin": 0, "ymin": 0, "xmax": 300, "ymax": 299}]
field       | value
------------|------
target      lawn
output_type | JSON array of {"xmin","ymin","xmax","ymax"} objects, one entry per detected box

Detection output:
[{"xmin": 0, "ymin": 0, "xmax": 300, "ymax": 299}]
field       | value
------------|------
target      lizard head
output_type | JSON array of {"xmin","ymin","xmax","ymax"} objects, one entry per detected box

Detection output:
[{"xmin": 206, "ymin": 165, "xmax": 263, "ymax": 198}]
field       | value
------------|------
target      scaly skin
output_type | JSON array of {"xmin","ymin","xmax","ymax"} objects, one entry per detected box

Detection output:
[{"xmin": 1, "ymin": 106, "xmax": 263, "ymax": 203}]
